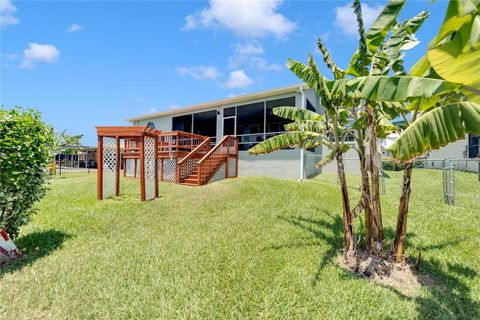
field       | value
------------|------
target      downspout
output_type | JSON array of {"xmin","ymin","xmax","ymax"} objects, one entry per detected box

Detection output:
[{"xmin": 299, "ymin": 86, "xmax": 306, "ymax": 181}]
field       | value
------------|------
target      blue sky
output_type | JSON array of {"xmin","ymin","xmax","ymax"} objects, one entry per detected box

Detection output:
[{"xmin": 1, "ymin": 0, "xmax": 448, "ymax": 146}]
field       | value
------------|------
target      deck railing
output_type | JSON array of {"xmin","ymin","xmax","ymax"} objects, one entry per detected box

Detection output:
[
  {"xmin": 197, "ymin": 136, "xmax": 238, "ymax": 185},
  {"xmin": 176, "ymin": 138, "xmax": 211, "ymax": 183},
  {"xmin": 158, "ymin": 131, "xmax": 209, "ymax": 158}
]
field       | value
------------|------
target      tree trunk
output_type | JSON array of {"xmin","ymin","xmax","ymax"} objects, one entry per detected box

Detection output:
[
  {"xmin": 367, "ymin": 110, "xmax": 384, "ymax": 255},
  {"xmin": 392, "ymin": 162, "xmax": 413, "ymax": 263},
  {"xmin": 336, "ymin": 152, "xmax": 356, "ymax": 255},
  {"xmin": 358, "ymin": 146, "xmax": 373, "ymax": 251}
]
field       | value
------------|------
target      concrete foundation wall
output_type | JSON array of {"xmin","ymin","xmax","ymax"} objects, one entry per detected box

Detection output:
[
  {"xmin": 238, "ymin": 150, "xmax": 301, "ymax": 180},
  {"xmin": 319, "ymin": 145, "xmax": 361, "ymax": 174}
]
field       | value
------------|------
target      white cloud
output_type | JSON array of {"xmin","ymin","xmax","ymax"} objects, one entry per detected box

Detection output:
[
  {"xmin": 183, "ymin": 0, "xmax": 295, "ymax": 39},
  {"xmin": 227, "ymin": 93, "xmax": 246, "ymax": 98},
  {"xmin": 228, "ymin": 42, "xmax": 281, "ymax": 71},
  {"xmin": 334, "ymin": 3, "xmax": 383, "ymax": 37},
  {"xmin": 224, "ymin": 70, "xmax": 253, "ymax": 89},
  {"xmin": 228, "ymin": 42, "xmax": 264, "ymax": 67},
  {"xmin": 21, "ymin": 43, "xmax": 60, "ymax": 68},
  {"xmin": 168, "ymin": 104, "xmax": 179, "ymax": 109},
  {"xmin": 0, "ymin": 0, "xmax": 19, "ymax": 29},
  {"xmin": 234, "ymin": 43, "xmax": 264, "ymax": 57},
  {"xmin": 176, "ymin": 65, "xmax": 221, "ymax": 80},
  {"xmin": 249, "ymin": 57, "xmax": 282, "ymax": 71},
  {"xmin": 66, "ymin": 23, "xmax": 82, "ymax": 32},
  {"xmin": 1, "ymin": 52, "xmax": 18, "ymax": 60},
  {"xmin": 149, "ymin": 107, "xmax": 158, "ymax": 113}
]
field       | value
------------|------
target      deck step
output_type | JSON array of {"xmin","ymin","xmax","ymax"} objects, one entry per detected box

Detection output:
[{"xmin": 179, "ymin": 182, "xmax": 198, "ymax": 186}]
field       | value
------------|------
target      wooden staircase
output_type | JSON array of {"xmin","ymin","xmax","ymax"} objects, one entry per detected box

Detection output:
[
  {"xmin": 180, "ymin": 157, "xmax": 226, "ymax": 186},
  {"xmin": 177, "ymin": 135, "xmax": 238, "ymax": 186}
]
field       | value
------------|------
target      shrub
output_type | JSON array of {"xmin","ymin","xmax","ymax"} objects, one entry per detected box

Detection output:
[
  {"xmin": 383, "ymin": 159, "xmax": 423, "ymax": 171},
  {"xmin": 0, "ymin": 107, "xmax": 53, "ymax": 238}
]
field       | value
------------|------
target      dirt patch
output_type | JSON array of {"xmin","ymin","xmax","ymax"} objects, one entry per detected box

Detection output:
[{"xmin": 338, "ymin": 250, "xmax": 435, "ymax": 296}]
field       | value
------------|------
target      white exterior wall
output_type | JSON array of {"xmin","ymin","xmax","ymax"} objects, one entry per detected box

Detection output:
[
  {"xmin": 426, "ymin": 138, "xmax": 468, "ymax": 159},
  {"xmin": 130, "ymin": 88, "xmax": 326, "ymax": 180},
  {"xmin": 134, "ymin": 116, "xmax": 173, "ymax": 131}
]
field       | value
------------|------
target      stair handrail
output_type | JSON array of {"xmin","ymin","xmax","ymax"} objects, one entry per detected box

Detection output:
[
  {"xmin": 176, "ymin": 137, "xmax": 211, "ymax": 183},
  {"xmin": 198, "ymin": 135, "xmax": 232, "ymax": 164},
  {"xmin": 178, "ymin": 137, "xmax": 211, "ymax": 165},
  {"xmin": 197, "ymin": 136, "xmax": 238, "ymax": 185}
]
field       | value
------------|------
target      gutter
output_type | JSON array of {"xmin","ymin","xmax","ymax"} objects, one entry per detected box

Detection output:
[{"xmin": 126, "ymin": 83, "xmax": 308, "ymax": 123}]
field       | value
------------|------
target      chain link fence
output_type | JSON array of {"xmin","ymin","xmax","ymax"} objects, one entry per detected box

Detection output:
[
  {"xmin": 51, "ymin": 158, "xmax": 97, "ymax": 178},
  {"xmin": 314, "ymin": 156, "xmax": 479, "ymax": 210}
]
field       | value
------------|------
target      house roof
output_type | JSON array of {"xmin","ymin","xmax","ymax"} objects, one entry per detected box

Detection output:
[{"xmin": 127, "ymin": 83, "xmax": 307, "ymax": 122}]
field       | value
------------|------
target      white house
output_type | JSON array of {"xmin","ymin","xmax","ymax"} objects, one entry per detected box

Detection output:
[{"xmin": 127, "ymin": 84, "xmax": 325, "ymax": 180}]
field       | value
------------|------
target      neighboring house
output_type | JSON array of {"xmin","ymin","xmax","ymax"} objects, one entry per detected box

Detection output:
[
  {"xmin": 127, "ymin": 84, "xmax": 325, "ymax": 180},
  {"xmin": 425, "ymin": 134, "xmax": 479, "ymax": 159}
]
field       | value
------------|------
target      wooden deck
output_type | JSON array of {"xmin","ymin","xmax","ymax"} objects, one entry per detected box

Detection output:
[{"xmin": 123, "ymin": 131, "xmax": 238, "ymax": 186}]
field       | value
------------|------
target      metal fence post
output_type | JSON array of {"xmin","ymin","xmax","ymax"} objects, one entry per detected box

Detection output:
[
  {"xmin": 381, "ymin": 168, "xmax": 385, "ymax": 195},
  {"xmin": 449, "ymin": 156, "xmax": 455, "ymax": 205}
]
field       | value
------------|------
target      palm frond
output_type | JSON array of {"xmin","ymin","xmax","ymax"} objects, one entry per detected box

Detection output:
[
  {"xmin": 317, "ymin": 37, "xmax": 345, "ymax": 79},
  {"xmin": 389, "ymin": 102, "xmax": 480, "ymax": 160}
]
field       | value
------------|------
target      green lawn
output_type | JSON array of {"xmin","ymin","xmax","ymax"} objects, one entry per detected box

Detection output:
[{"xmin": 1, "ymin": 171, "xmax": 479, "ymax": 319}]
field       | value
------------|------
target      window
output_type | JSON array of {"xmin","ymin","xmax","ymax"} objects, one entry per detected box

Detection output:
[
  {"xmin": 193, "ymin": 110, "xmax": 217, "ymax": 138},
  {"xmin": 306, "ymin": 99, "xmax": 316, "ymax": 112},
  {"xmin": 265, "ymin": 97, "xmax": 295, "ymax": 134},
  {"xmin": 236, "ymin": 102, "xmax": 264, "ymax": 151},
  {"xmin": 172, "ymin": 115, "xmax": 192, "ymax": 132},
  {"xmin": 146, "ymin": 121, "xmax": 155, "ymax": 129},
  {"xmin": 224, "ymin": 107, "xmax": 236, "ymax": 117},
  {"xmin": 468, "ymin": 134, "xmax": 479, "ymax": 158}
]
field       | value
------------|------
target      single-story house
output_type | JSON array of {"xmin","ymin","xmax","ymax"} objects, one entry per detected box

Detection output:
[
  {"xmin": 127, "ymin": 84, "xmax": 479, "ymax": 179},
  {"xmin": 127, "ymin": 84, "xmax": 326, "ymax": 180}
]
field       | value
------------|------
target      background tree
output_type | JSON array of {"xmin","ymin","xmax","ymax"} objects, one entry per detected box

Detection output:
[
  {"xmin": 0, "ymin": 107, "xmax": 54, "ymax": 238},
  {"xmin": 50, "ymin": 130, "xmax": 83, "ymax": 156}
]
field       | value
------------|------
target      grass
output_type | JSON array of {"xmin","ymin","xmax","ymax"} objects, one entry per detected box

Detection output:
[{"xmin": 1, "ymin": 170, "xmax": 479, "ymax": 319}]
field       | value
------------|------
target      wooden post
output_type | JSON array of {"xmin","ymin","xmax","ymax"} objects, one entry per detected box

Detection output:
[
  {"xmin": 134, "ymin": 159, "xmax": 137, "ymax": 178},
  {"xmin": 160, "ymin": 158, "xmax": 164, "ymax": 181},
  {"xmin": 116, "ymin": 136, "xmax": 120, "ymax": 196},
  {"xmin": 97, "ymin": 136, "xmax": 104, "ymax": 200},
  {"xmin": 226, "ymin": 138, "xmax": 229, "ymax": 178},
  {"xmin": 198, "ymin": 165, "xmax": 202, "ymax": 186},
  {"xmin": 154, "ymin": 136, "xmax": 159, "ymax": 198},
  {"xmin": 139, "ymin": 136, "xmax": 146, "ymax": 201},
  {"xmin": 123, "ymin": 139, "xmax": 127, "ymax": 177},
  {"xmin": 235, "ymin": 137, "xmax": 239, "ymax": 178}
]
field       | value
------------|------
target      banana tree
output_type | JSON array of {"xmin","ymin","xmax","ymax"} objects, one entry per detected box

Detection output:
[
  {"xmin": 248, "ymin": 57, "xmax": 357, "ymax": 255},
  {"xmin": 388, "ymin": 0, "xmax": 480, "ymax": 263},
  {"xmin": 335, "ymin": 0, "xmax": 430, "ymax": 255}
]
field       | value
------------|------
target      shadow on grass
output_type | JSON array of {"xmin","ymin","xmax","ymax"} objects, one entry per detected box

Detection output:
[
  {"xmin": 275, "ymin": 210, "xmax": 344, "ymax": 285},
  {"xmin": 414, "ymin": 259, "xmax": 480, "ymax": 319},
  {"xmin": 273, "ymin": 211, "xmax": 479, "ymax": 318},
  {"xmin": 0, "ymin": 229, "xmax": 71, "ymax": 278}
]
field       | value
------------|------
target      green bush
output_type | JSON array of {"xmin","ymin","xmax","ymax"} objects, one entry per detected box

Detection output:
[
  {"xmin": 0, "ymin": 107, "xmax": 53, "ymax": 238},
  {"xmin": 383, "ymin": 159, "xmax": 423, "ymax": 171}
]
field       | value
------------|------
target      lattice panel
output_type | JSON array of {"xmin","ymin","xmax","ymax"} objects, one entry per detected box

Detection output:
[
  {"xmin": 179, "ymin": 158, "xmax": 196, "ymax": 180},
  {"xmin": 102, "ymin": 137, "xmax": 117, "ymax": 199},
  {"xmin": 144, "ymin": 136, "xmax": 156, "ymax": 200},
  {"xmin": 228, "ymin": 158, "xmax": 236, "ymax": 178},
  {"xmin": 125, "ymin": 159, "xmax": 135, "ymax": 177},
  {"xmin": 135, "ymin": 159, "xmax": 140, "ymax": 177},
  {"xmin": 208, "ymin": 162, "xmax": 226, "ymax": 184},
  {"xmin": 160, "ymin": 158, "xmax": 178, "ymax": 182}
]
